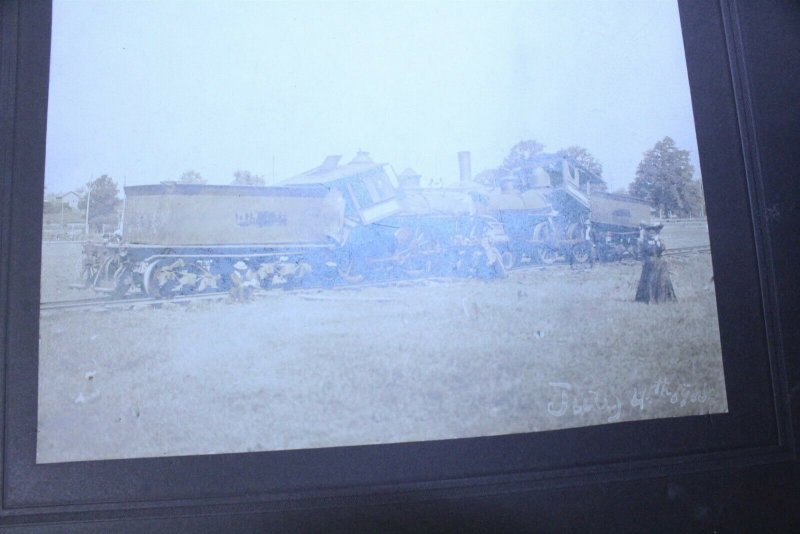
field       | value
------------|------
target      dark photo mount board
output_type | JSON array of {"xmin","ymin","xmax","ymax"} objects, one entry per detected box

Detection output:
[{"xmin": 1, "ymin": 0, "xmax": 799, "ymax": 530}]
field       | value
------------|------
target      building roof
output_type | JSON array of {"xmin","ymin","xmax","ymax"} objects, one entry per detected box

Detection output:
[{"xmin": 282, "ymin": 151, "xmax": 388, "ymax": 185}]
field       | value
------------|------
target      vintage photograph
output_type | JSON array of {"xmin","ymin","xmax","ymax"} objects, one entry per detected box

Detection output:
[{"xmin": 38, "ymin": 0, "xmax": 726, "ymax": 463}]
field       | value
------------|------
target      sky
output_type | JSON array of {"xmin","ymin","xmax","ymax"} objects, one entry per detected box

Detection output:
[{"xmin": 44, "ymin": 0, "xmax": 701, "ymax": 194}]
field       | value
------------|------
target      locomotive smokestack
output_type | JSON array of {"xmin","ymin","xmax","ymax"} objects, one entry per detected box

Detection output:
[{"xmin": 458, "ymin": 151, "xmax": 472, "ymax": 183}]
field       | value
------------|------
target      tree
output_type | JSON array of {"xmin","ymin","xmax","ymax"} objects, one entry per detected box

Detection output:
[
  {"xmin": 557, "ymin": 145, "xmax": 607, "ymax": 192},
  {"xmin": 682, "ymin": 179, "xmax": 706, "ymax": 218},
  {"xmin": 629, "ymin": 137, "xmax": 703, "ymax": 218},
  {"xmin": 179, "ymin": 170, "xmax": 206, "ymax": 184},
  {"xmin": 81, "ymin": 175, "xmax": 121, "ymax": 232},
  {"xmin": 502, "ymin": 139, "xmax": 545, "ymax": 171},
  {"xmin": 231, "ymin": 170, "xmax": 265, "ymax": 186},
  {"xmin": 497, "ymin": 140, "xmax": 546, "ymax": 188},
  {"xmin": 557, "ymin": 146, "xmax": 602, "ymax": 177}
]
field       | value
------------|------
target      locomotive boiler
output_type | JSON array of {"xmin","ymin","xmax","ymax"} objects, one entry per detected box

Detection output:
[{"xmin": 387, "ymin": 182, "xmax": 511, "ymax": 279}]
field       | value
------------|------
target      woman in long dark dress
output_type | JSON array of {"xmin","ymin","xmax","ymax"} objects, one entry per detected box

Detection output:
[{"xmin": 635, "ymin": 224, "xmax": 676, "ymax": 303}]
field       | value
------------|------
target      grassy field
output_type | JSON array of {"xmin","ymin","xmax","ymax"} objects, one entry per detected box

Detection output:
[
  {"xmin": 39, "ymin": 242, "xmax": 95, "ymax": 302},
  {"xmin": 659, "ymin": 220, "xmax": 710, "ymax": 249},
  {"xmin": 37, "ymin": 242, "xmax": 726, "ymax": 463}
]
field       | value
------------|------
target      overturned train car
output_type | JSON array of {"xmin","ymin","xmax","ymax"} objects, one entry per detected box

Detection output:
[
  {"xmin": 280, "ymin": 152, "xmax": 510, "ymax": 282},
  {"xmin": 82, "ymin": 152, "xmax": 510, "ymax": 297}
]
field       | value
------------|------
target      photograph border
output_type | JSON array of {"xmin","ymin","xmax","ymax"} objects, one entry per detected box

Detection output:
[{"xmin": 1, "ymin": 0, "xmax": 797, "ymax": 528}]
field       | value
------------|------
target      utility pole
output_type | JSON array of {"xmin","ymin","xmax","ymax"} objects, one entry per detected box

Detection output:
[
  {"xmin": 58, "ymin": 196, "xmax": 64, "ymax": 229},
  {"xmin": 699, "ymin": 178, "xmax": 705, "ymax": 218},
  {"xmin": 84, "ymin": 186, "xmax": 92, "ymax": 236}
]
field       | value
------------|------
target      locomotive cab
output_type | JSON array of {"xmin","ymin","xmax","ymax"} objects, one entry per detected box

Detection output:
[{"xmin": 283, "ymin": 151, "xmax": 402, "ymax": 227}]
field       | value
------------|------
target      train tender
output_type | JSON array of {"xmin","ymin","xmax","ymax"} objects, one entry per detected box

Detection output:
[
  {"xmin": 81, "ymin": 152, "xmax": 510, "ymax": 297},
  {"xmin": 83, "ymin": 182, "xmax": 348, "ymax": 297}
]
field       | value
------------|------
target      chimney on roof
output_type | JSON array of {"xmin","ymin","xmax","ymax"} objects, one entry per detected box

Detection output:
[{"xmin": 458, "ymin": 151, "xmax": 472, "ymax": 183}]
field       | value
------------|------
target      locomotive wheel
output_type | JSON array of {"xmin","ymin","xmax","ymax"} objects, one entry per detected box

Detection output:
[
  {"xmin": 566, "ymin": 222, "xmax": 583, "ymax": 242},
  {"xmin": 337, "ymin": 254, "xmax": 365, "ymax": 284},
  {"xmin": 80, "ymin": 259, "xmax": 99, "ymax": 289},
  {"xmin": 536, "ymin": 245, "xmax": 559, "ymax": 265},
  {"xmin": 472, "ymin": 246, "xmax": 507, "ymax": 279},
  {"xmin": 571, "ymin": 242, "xmax": 591, "ymax": 264},
  {"xmin": 491, "ymin": 246, "xmax": 509, "ymax": 278},
  {"xmin": 402, "ymin": 257, "xmax": 433, "ymax": 278},
  {"xmin": 490, "ymin": 251, "xmax": 508, "ymax": 279},
  {"xmin": 532, "ymin": 221, "xmax": 559, "ymax": 265},
  {"xmin": 180, "ymin": 262, "xmax": 220, "ymax": 294},
  {"xmin": 89, "ymin": 255, "xmax": 127, "ymax": 294},
  {"xmin": 143, "ymin": 261, "xmax": 164, "ymax": 298},
  {"xmin": 112, "ymin": 264, "xmax": 134, "ymax": 298},
  {"xmin": 500, "ymin": 249, "xmax": 514, "ymax": 271},
  {"xmin": 143, "ymin": 260, "xmax": 180, "ymax": 298}
]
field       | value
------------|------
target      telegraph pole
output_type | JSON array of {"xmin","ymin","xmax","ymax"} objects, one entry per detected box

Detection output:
[{"xmin": 84, "ymin": 186, "xmax": 92, "ymax": 236}]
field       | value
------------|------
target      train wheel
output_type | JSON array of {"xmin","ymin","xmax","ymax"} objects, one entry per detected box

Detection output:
[
  {"xmin": 143, "ymin": 259, "xmax": 180, "ymax": 298},
  {"xmin": 337, "ymin": 253, "xmax": 365, "ymax": 284},
  {"xmin": 80, "ymin": 259, "xmax": 99, "ymax": 289},
  {"xmin": 532, "ymin": 221, "xmax": 559, "ymax": 265},
  {"xmin": 536, "ymin": 245, "xmax": 559, "ymax": 265},
  {"xmin": 473, "ymin": 246, "xmax": 507, "ymax": 279},
  {"xmin": 143, "ymin": 261, "xmax": 164, "ymax": 298},
  {"xmin": 500, "ymin": 249, "xmax": 514, "ymax": 271},
  {"xmin": 112, "ymin": 264, "xmax": 134, "ymax": 298},
  {"xmin": 566, "ymin": 222, "xmax": 583, "ymax": 242},
  {"xmin": 179, "ymin": 262, "xmax": 220, "ymax": 294},
  {"xmin": 402, "ymin": 256, "xmax": 433, "ymax": 278},
  {"xmin": 491, "ymin": 249, "xmax": 508, "ymax": 279},
  {"xmin": 571, "ymin": 242, "xmax": 591, "ymax": 264}
]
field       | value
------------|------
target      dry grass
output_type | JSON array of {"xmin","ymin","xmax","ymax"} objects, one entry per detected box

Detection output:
[
  {"xmin": 39, "ymin": 241, "xmax": 95, "ymax": 302},
  {"xmin": 37, "ymin": 244, "xmax": 725, "ymax": 462}
]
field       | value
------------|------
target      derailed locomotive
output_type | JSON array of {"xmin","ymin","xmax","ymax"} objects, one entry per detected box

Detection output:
[
  {"xmin": 82, "ymin": 152, "xmax": 510, "ymax": 297},
  {"xmin": 460, "ymin": 153, "xmax": 653, "ymax": 265},
  {"xmin": 80, "ymin": 149, "xmax": 651, "ymax": 298},
  {"xmin": 390, "ymin": 152, "xmax": 653, "ymax": 268}
]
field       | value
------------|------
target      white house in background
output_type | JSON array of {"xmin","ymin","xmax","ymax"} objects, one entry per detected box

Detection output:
[{"xmin": 57, "ymin": 191, "xmax": 81, "ymax": 210}]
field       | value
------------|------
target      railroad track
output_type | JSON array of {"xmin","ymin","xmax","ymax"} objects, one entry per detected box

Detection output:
[
  {"xmin": 40, "ymin": 245, "xmax": 712, "ymax": 312},
  {"xmin": 39, "ymin": 276, "xmax": 454, "ymax": 312},
  {"xmin": 662, "ymin": 245, "xmax": 711, "ymax": 256},
  {"xmin": 39, "ymin": 292, "xmax": 231, "ymax": 312}
]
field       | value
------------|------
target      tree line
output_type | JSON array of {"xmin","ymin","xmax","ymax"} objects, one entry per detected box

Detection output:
[{"xmin": 54, "ymin": 136, "xmax": 706, "ymax": 232}]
